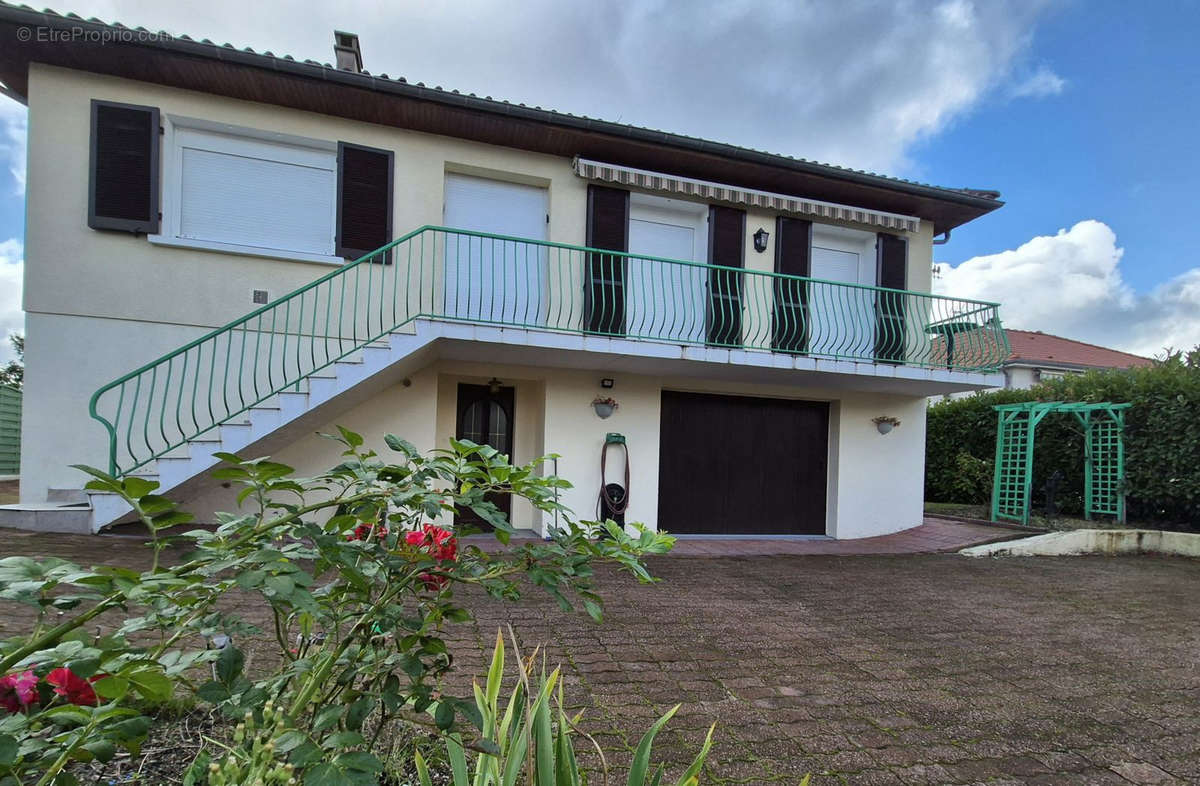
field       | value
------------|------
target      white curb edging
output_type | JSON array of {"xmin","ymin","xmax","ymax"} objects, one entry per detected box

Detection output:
[{"xmin": 960, "ymin": 529, "xmax": 1200, "ymax": 558}]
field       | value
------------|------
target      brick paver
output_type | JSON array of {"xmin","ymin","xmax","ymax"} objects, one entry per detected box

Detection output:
[
  {"xmin": 666, "ymin": 518, "xmax": 1021, "ymax": 556},
  {"xmin": 2, "ymin": 530, "xmax": 1198, "ymax": 784}
]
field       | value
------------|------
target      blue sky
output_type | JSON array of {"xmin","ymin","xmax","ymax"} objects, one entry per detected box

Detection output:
[
  {"xmin": 1, "ymin": 0, "xmax": 1198, "ymax": 359},
  {"xmin": 922, "ymin": 1, "xmax": 1200, "ymax": 291}
]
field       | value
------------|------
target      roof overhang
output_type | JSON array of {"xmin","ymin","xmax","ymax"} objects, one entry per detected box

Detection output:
[{"xmin": 0, "ymin": 4, "xmax": 1003, "ymax": 233}]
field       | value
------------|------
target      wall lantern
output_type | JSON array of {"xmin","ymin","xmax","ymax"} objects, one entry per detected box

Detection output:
[
  {"xmin": 600, "ymin": 378, "xmax": 615, "ymax": 389},
  {"xmin": 872, "ymin": 416, "xmax": 901, "ymax": 435},
  {"xmin": 753, "ymin": 228, "xmax": 769, "ymax": 253},
  {"xmin": 487, "ymin": 377, "xmax": 503, "ymax": 394}
]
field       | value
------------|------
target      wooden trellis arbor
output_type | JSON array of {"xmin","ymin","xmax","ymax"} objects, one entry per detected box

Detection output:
[{"xmin": 991, "ymin": 401, "xmax": 1131, "ymax": 526}]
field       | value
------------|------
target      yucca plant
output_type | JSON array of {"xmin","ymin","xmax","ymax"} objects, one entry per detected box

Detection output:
[{"xmin": 415, "ymin": 629, "xmax": 715, "ymax": 786}]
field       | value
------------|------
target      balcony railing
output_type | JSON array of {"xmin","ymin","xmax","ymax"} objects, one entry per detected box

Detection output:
[{"xmin": 90, "ymin": 226, "xmax": 1007, "ymax": 475}]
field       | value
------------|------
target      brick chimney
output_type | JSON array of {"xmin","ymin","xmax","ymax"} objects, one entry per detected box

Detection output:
[{"xmin": 334, "ymin": 31, "xmax": 363, "ymax": 73}]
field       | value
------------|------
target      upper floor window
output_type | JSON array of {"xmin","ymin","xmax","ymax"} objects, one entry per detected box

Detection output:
[{"xmin": 154, "ymin": 118, "xmax": 339, "ymax": 263}]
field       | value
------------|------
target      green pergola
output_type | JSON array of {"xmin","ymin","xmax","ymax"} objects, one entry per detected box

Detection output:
[{"xmin": 991, "ymin": 401, "xmax": 1131, "ymax": 526}]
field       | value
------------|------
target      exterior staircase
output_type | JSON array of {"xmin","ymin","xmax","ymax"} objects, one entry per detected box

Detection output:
[{"xmin": 0, "ymin": 325, "xmax": 438, "ymax": 533}]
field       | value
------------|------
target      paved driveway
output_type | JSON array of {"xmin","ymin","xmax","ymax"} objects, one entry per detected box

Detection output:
[
  {"xmin": 449, "ymin": 553, "xmax": 1200, "ymax": 785},
  {"xmin": 2, "ymin": 531, "xmax": 1197, "ymax": 784}
]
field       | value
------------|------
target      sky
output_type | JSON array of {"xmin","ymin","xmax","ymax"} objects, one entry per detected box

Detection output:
[{"xmin": 1, "ymin": 0, "xmax": 1199, "ymax": 362}]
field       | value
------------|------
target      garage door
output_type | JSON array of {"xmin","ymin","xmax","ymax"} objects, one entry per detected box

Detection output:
[
  {"xmin": 658, "ymin": 391, "xmax": 828, "ymax": 535},
  {"xmin": 443, "ymin": 174, "xmax": 548, "ymax": 325}
]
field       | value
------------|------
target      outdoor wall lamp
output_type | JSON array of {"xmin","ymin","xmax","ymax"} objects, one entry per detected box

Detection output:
[
  {"xmin": 600, "ymin": 378, "xmax": 614, "ymax": 389},
  {"xmin": 873, "ymin": 416, "xmax": 901, "ymax": 435},
  {"xmin": 753, "ymin": 228, "xmax": 770, "ymax": 253},
  {"xmin": 487, "ymin": 377, "xmax": 503, "ymax": 394}
]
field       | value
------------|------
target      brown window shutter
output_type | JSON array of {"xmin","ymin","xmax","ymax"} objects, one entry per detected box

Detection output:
[
  {"xmin": 585, "ymin": 185, "xmax": 629, "ymax": 334},
  {"xmin": 772, "ymin": 216, "xmax": 812, "ymax": 352},
  {"xmin": 88, "ymin": 100, "xmax": 160, "ymax": 233},
  {"xmin": 336, "ymin": 142, "xmax": 394, "ymax": 263},
  {"xmin": 706, "ymin": 205, "xmax": 745, "ymax": 346},
  {"xmin": 875, "ymin": 232, "xmax": 908, "ymax": 363}
]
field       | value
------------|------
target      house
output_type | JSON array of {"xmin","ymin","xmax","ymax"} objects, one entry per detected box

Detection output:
[
  {"xmin": 996, "ymin": 330, "xmax": 1153, "ymax": 389},
  {"xmin": 939, "ymin": 329, "xmax": 1153, "ymax": 401},
  {"xmin": 0, "ymin": 5, "xmax": 1008, "ymax": 538}
]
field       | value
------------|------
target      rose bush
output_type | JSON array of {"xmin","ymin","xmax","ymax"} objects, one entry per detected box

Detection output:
[{"xmin": 0, "ymin": 429, "xmax": 674, "ymax": 785}]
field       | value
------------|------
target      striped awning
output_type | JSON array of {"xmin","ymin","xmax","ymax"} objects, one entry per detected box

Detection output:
[{"xmin": 573, "ymin": 157, "xmax": 921, "ymax": 233}]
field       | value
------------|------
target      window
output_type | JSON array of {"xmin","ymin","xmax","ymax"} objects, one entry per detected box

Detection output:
[{"xmin": 154, "ymin": 119, "xmax": 339, "ymax": 263}]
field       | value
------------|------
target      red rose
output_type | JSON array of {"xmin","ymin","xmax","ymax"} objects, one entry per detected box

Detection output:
[
  {"xmin": 0, "ymin": 670, "xmax": 38, "ymax": 714},
  {"xmin": 405, "ymin": 524, "xmax": 457, "ymax": 590},
  {"xmin": 346, "ymin": 522, "xmax": 388, "ymax": 542},
  {"xmin": 46, "ymin": 668, "xmax": 101, "ymax": 707}
]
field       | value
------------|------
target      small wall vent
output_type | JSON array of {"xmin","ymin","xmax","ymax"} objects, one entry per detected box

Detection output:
[{"xmin": 252, "ymin": 290, "xmax": 269, "ymax": 304}]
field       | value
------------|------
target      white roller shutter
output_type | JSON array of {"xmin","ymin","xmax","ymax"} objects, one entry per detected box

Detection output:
[
  {"xmin": 177, "ymin": 128, "xmax": 336, "ymax": 256},
  {"xmin": 443, "ymin": 175, "xmax": 548, "ymax": 325}
]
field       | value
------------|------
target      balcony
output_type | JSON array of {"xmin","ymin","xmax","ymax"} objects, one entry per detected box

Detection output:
[{"xmin": 90, "ymin": 226, "xmax": 1007, "ymax": 475}]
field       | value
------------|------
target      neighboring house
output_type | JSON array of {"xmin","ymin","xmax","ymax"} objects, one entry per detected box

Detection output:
[
  {"xmin": 0, "ymin": 5, "xmax": 1008, "ymax": 538},
  {"xmin": 998, "ymin": 330, "xmax": 1153, "ymax": 389},
  {"xmin": 940, "ymin": 330, "xmax": 1153, "ymax": 400}
]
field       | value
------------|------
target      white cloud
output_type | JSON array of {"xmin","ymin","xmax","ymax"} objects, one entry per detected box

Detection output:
[
  {"xmin": 69, "ymin": 0, "xmax": 1053, "ymax": 174},
  {"xmin": 936, "ymin": 220, "xmax": 1200, "ymax": 358},
  {"xmin": 0, "ymin": 237, "xmax": 22, "ymax": 363},
  {"xmin": 1009, "ymin": 65, "xmax": 1067, "ymax": 98},
  {"xmin": 0, "ymin": 98, "xmax": 27, "ymax": 193}
]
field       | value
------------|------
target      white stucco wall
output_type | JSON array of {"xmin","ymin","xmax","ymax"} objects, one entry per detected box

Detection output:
[{"xmin": 171, "ymin": 358, "xmax": 927, "ymax": 539}]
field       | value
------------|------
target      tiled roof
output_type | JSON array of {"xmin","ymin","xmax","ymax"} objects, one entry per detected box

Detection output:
[
  {"xmin": 1004, "ymin": 330, "xmax": 1153, "ymax": 369},
  {"xmin": 0, "ymin": 2, "xmax": 1001, "ymax": 208}
]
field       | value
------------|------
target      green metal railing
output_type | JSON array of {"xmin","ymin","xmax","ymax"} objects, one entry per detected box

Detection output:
[{"xmin": 89, "ymin": 225, "xmax": 1008, "ymax": 476}]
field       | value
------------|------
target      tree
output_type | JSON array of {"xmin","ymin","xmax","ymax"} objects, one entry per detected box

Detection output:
[{"xmin": 0, "ymin": 333, "xmax": 22, "ymax": 388}]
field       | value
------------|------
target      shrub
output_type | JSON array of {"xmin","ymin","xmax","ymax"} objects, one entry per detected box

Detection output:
[
  {"xmin": 926, "ymin": 348, "xmax": 1200, "ymax": 528},
  {"xmin": 0, "ymin": 429, "xmax": 675, "ymax": 784},
  {"xmin": 412, "ymin": 629, "xmax": 761, "ymax": 786}
]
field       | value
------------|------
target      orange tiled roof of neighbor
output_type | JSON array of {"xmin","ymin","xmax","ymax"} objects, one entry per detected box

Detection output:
[{"xmin": 1005, "ymin": 330, "xmax": 1154, "ymax": 369}]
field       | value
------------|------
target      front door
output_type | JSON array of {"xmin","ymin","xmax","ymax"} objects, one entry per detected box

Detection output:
[{"xmin": 455, "ymin": 383, "xmax": 515, "ymax": 529}]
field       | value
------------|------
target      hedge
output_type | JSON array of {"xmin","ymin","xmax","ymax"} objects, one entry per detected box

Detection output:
[{"xmin": 926, "ymin": 348, "xmax": 1200, "ymax": 530}]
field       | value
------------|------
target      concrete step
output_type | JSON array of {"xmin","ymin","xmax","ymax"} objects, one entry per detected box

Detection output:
[
  {"xmin": 0, "ymin": 503, "xmax": 94, "ymax": 535},
  {"xmin": 47, "ymin": 488, "xmax": 89, "ymax": 505}
]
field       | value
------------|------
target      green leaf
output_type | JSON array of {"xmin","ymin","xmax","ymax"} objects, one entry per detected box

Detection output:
[
  {"xmin": 181, "ymin": 750, "xmax": 211, "ymax": 786},
  {"xmin": 215, "ymin": 645, "xmax": 244, "ymax": 685},
  {"xmin": 289, "ymin": 741, "xmax": 324, "ymax": 767},
  {"xmin": 312, "ymin": 705, "xmax": 342, "ymax": 734},
  {"xmin": 274, "ymin": 730, "xmax": 308, "ymax": 753},
  {"xmin": 91, "ymin": 675, "xmax": 129, "ymax": 701},
  {"xmin": 82, "ymin": 738, "xmax": 116, "ymax": 763},
  {"xmin": 414, "ymin": 750, "xmax": 434, "ymax": 786},
  {"xmin": 0, "ymin": 734, "xmax": 17, "ymax": 766},
  {"xmin": 671, "ymin": 724, "xmax": 715, "ymax": 786},
  {"xmin": 434, "ymin": 699, "xmax": 456, "ymax": 731},
  {"xmin": 129, "ymin": 668, "xmax": 172, "ymax": 702},
  {"xmin": 321, "ymin": 731, "xmax": 364, "ymax": 750},
  {"xmin": 628, "ymin": 705, "xmax": 680, "ymax": 786},
  {"xmin": 303, "ymin": 763, "xmax": 342, "ymax": 786},
  {"xmin": 121, "ymin": 476, "xmax": 160, "ymax": 499},
  {"xmin": 337, "ymin": 426, "xmax": 365, "ymax": 448},
  {"xmin": 196, "ymin": 680, "xmax": 230, "ymax": 704},
  {"xmin": 337, "ymin": 751, "xmax": 383, "ymax": 773},
  {"xmin": 344, "ymin": 697, "xmax": 373, "ymax": 732}
]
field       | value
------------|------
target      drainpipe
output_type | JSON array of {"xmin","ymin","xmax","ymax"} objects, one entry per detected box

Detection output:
[{"xmin": 933, "ymin": 229, "xmax": 952, "ymax": 245}]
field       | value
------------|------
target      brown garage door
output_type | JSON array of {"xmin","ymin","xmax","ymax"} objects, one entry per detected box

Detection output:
[{"xmin": 658, "ymin": 391, "xmax": 828, "ymax": 535}]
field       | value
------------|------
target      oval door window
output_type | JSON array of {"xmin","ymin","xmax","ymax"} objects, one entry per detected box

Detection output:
[{"xmin": 460, "ymin": 400, "xmax": 510, "ymax": 450}]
